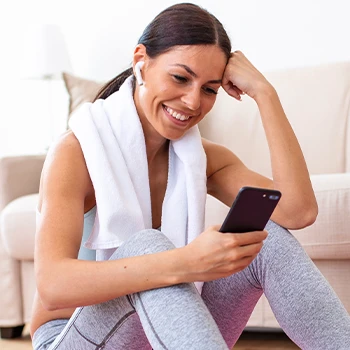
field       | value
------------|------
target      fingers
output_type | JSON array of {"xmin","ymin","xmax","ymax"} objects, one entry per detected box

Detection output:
[
  {"xmin": 231, "ymin": 254, "xmax": 258, "ymax": 271},
  {"xmin": 221, "ymin": 82, "xmax": 244, "ymax": 101},
  {"xmin": 222, "ymin": 231, "xmax": 266, "ymax": 262},
  {"xmin": 231, "ymin": 50, "xmax": 244, "ymax": 57},
  {"xmin": 217, "ymin": 248, "xmax": 261, "ymax": 278},
  {"xmin": 234, "ymin": 241, "xmax": 264, "ymax": 260},
  {"xmin": 230, "ymin": 50, "xmax": 250, "ymax": 67},
  {"xmin": 223, "ymin": 49, "xmax": 266, "ymax": 100},
  {"xmin": 221, "ymin": 230, "xmax": 267, "ymax": 263},
  {"xmin": 222, "ymin": 51, "xmax": 245, "ymax": 99},
  {"xmin": 192, "ymin": 228, "xmax": 267, "ymax": 281},
  {"xmin": 225, "ymin": 230, "xmax": 268, "ymax": 246},
  {"xmin": 208, "ymin": 226, "xmax": 267, "ymax": 246}
]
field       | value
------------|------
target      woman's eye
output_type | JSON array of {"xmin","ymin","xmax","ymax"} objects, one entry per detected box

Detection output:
[
  {"xmin": 203, "ymin": 87, "xmax": 218, "ymax": 95},
  {"xmin": 173, "ymin": 75, "xmax": 188, "ymax": 83}
]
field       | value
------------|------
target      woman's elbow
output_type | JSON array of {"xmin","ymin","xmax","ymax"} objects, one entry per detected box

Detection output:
[
  {"xmin": 36, "ymin": 272, "xmax": 66, "ymax": 311},
  {"xmin": 303, "ymin": 196, "xmax": 318, "ymax": 225},
  {"xmin": 298, "ymin": 205, "xmax": 318, "ymax": 228},
  {"xmin": 288, "ymin": 201, "xmax": 318, "ymax": 229},
  {"xmin": 36, "ymin": 286, "xmax": 59, "ymax": 311}
]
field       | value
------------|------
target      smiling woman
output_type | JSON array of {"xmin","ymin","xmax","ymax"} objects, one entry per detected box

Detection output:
[
  {"xmin": 131, "ymin": 45, "xmax": 226, "ymax": 140},
  {"xmin": 31, "ymin": 3, "xmax": 350, "ymax": 350},
  {"xmin": 95, "ymin": 5, "xmax": 230, "ymax": 141}
]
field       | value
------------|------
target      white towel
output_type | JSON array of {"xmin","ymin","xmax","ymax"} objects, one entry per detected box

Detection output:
[{"xmin": 69, "ymin": 76, "xmax": 207, "ymax": 291}]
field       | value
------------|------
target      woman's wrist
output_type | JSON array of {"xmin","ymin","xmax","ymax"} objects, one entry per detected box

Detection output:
[
  {"xmin": 253, "ymin": 83, "xmax": 278, "ymax": 106},
  {"xmin": 171, "ymin": 246, "xmax": 196, "ymax": 285}
]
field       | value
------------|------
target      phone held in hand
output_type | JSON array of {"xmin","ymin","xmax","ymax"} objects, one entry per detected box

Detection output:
[{"xmin": 219, "ymin": 187, "xmax": 281, "ymax": 233}]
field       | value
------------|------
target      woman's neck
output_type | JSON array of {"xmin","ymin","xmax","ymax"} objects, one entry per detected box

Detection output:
[{"xmin": 144, "ymin": 134, "xmax": 169, "ymax": 165}]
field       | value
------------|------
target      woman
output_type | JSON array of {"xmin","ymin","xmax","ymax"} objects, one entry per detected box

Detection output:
[{"xmin": 31, "ymin": 3, "xmax": 350, "ymax": 350}]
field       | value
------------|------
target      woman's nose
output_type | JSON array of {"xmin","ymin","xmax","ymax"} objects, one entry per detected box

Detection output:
[{"xmin": 181, "ymin": 87, "xmax": 201, "ymax": 111}]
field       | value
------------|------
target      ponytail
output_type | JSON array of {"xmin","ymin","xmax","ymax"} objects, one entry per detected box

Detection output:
[{"xmin": 93, "ymin": 67, "xmax": 135, "ymax": 101}]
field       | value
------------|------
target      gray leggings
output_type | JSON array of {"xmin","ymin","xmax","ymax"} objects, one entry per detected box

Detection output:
[{"xmin": 32, "ymin": 221, "xmax": 350, "ymax": 350}]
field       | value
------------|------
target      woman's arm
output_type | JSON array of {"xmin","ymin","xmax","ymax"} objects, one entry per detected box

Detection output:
[
  {"xmin": 254, "ymin": 86, "xmax": 318, "ymax": 227},
  {"xmin": 207, "ymin": 51, "xmax": 318, "ymax": 229},
  {"xmin": 36, "ymin": 132, "xmax": 184, "ymax": 310},
  {"xmin": 37, "ymin": 132, "xmax": 265, "ymax": 311}
]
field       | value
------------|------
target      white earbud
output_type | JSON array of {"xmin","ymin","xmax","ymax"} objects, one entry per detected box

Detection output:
[{"xmin": 134, "ymin": 61, "xmax": 145, "ymax": 86}]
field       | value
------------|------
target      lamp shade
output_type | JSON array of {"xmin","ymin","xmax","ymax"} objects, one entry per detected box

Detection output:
[{"xmin": 20, "ymin": 24, "xmax": 72, "ymax": 79}]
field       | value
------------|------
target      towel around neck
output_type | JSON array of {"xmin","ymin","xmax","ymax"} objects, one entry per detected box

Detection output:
[{"xmin": 69, "ymin": 76, "xmax": 207, "ymax": 253}]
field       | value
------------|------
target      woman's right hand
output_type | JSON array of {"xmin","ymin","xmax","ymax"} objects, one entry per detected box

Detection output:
[{"xmin": 182, "ymin": 225, "xmax": 267, "ymax": 282}]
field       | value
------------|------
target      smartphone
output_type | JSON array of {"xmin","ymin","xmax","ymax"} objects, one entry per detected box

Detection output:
[{"xmin": 219, "ymin": 186, "xmax": 281, "ymax": 233}]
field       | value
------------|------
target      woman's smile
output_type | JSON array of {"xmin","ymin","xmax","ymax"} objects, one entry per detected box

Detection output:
[{"xmin": 162, "ymin": 104, "xmax": 194, "ymax": 127}]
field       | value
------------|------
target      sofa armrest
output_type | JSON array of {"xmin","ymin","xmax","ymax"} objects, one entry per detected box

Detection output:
[
  {"xmin": 0, "ymin": 155, "xmax": 46, "ymax": 212},
  {"xmin": 310, "ymin": 173, "xmax": 350, "ymax": 191},
  {"xmin": 291, "ymin": 173, "xmax": 350, "ymax": 260}
]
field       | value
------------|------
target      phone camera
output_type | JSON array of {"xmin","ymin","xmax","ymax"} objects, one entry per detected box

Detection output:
[{"xmin": 269, "ymin": 195, "xmax": 279, "ymax": 200}]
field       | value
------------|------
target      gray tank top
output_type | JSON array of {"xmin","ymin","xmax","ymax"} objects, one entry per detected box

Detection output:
[{"xmin": 78, "ymin": 206, "xmax": 97, "ymax": 260}]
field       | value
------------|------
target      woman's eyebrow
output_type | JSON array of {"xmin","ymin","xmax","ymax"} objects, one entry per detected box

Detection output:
[{"xmin": 171, "ymin": 64, "xmax": 222, "ymax": 84}]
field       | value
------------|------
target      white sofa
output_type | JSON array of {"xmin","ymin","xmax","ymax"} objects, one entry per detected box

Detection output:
[{"xmin": 1, "ymin": 61, "xmax": 350, "ymax": 338}]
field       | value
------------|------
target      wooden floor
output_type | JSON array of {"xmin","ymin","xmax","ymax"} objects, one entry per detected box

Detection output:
[{"xmin": 0, "ymin": 326, "xmax": 300, "ymax": 349}]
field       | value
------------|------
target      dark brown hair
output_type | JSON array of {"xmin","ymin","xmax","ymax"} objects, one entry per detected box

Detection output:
[{"xmin": 94, "ymin": 3, "xmax": 231, "ymax": 101}]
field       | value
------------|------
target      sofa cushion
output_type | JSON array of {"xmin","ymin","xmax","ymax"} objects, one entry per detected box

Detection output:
[
  {"xmin": 0, "ymin": 194, "xmax": 38, "ymax": 260},
  {"xmin": 291, "ymin": 173, "xmax": 350, "ymax": 259}
]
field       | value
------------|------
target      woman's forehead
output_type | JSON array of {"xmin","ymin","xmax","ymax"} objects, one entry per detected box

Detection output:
[{"xmin": 153, "ymin": 45, "xmax": 227, "ymax": 75}]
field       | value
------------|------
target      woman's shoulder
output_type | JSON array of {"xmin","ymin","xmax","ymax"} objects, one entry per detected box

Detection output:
[
  {"xmin": 38, "ymin": 131, "xmax": 94, "ymax": 211},
  {"xmin": 50, "ymin": 129, "xmax": 82, "ymax": 155},
  {"xmin": 43, "ymin": 130, "xmax": 87, "ymax": 179}
]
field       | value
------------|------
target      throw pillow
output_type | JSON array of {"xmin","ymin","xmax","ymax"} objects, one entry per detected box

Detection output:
[{"xmin": 62, "ymin": 72, "xmax": 104, "ymax": 125}]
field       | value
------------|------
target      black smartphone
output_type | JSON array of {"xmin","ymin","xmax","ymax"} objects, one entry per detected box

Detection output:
[{"xmin": 219, "ymin": 186, "xmax": 281, "ymax": 233}]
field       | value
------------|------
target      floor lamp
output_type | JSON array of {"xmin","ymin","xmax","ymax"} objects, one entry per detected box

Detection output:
[{"xmin": 20, "ymin": 24, "xmax": 72, "ymax": 149}]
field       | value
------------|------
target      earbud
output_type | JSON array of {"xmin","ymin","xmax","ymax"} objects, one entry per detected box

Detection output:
[{"xmin": 134, "ymin": 61, "xmax": 144, "ymax": 86}]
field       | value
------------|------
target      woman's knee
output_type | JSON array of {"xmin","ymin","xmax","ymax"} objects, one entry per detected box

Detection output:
[
  {"xmin": 247, "ymin": 220, "xmax": 310, "ymax": 287},
  {"xmin": 264, "ymin": 220, "xmax": 294, "ymax": 245},
  {"xmin": 259, "ymin": 220, "xmax": 308, "ymax": 265}
]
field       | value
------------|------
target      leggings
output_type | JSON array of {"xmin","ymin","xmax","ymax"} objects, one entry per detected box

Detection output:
[{"xmin": 32, "ymin": 221, "xmax": 350, "ymax": 350}]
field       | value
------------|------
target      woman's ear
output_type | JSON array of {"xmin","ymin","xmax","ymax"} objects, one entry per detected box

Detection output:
[{"xmin": 133, "ymin": 44, "xmax": 148, "ymax": 86}]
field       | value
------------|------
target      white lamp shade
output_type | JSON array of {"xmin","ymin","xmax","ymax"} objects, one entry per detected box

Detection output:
[{"xmin": 20, "ymin": 24, "xmax": 72, "ymax": 79}]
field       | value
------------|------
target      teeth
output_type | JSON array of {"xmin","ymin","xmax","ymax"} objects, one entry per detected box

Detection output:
[{"xmin": 165, "ymin": 106, "xmax": 190, "ymax": 121}]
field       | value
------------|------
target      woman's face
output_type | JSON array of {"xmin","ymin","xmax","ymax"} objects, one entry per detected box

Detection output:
[{"xmin": 134, "ymin": 44, "xmax": 228, "ymax": 141}]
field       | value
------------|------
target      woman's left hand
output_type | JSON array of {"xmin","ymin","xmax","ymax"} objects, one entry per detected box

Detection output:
[{"xmin": 221, "ymin": 50, "xmax": 273, "ymax": 101}]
